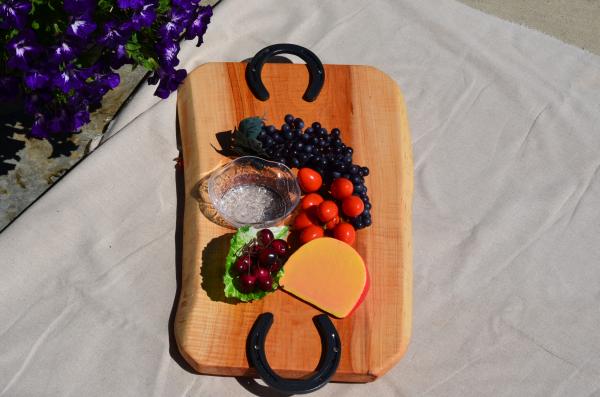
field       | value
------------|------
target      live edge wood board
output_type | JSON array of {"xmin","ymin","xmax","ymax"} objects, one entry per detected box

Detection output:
[{"xmin": 175, "ymin": 62, "xmax": 413, "ymax": 382}]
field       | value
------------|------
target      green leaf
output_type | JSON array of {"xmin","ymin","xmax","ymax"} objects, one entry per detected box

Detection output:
[
  {"xmin": 31, "ymin": 21, "xmax": 40, "ymax": 30},
  {"xmin": 141, "ymin": 57, "xmax": 159, "ymax": 70},
  {"xmin": 232, "ymin": 116, "xmax": 268, "ymax": 157},
  {"xmin": 157, "ymin": 0, "xmax": 171, "ymax": 14},
  {"xmin": 223, "ymin": 226, "xmax": 290, "ymax": 302}
]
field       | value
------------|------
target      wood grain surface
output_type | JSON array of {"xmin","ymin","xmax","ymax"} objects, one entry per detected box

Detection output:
[{"xmin": 175, "ymin": 62, "xmax": 413, "ymax": 382}]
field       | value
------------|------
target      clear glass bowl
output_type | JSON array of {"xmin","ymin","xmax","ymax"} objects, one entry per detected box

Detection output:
[{"xmin": 207, "ymin": 156, "xmax": 301, "ymax": 228}]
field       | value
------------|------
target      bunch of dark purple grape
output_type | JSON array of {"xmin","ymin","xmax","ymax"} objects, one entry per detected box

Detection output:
[
  {"xmin": 257, "ymin": 114, "xmax": 372, "ymax": 229},
  {"xmin": 231, "ymin": 229, "xmax": 290, "ymax": 293}
]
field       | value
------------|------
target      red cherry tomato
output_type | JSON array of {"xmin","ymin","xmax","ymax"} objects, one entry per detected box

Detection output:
[
  {"xmin": 330, "ymin": 178, "xmax": 354, "ymax": 200},
  {"xmin": 293, "ymin": 210, "xmax": 319, "ymax": 230},
  {"xmin": 342, "ymin": 195, "xmax": 365, "ymax": 218},
  {"xmin": 325, "ymin": 216, "xmax": 340, "ymax": 230},
  {"xmin": 300, "ymin": 225, "xmax": 324, "ymax": 244},
  {"xmin": 297, "ymin": 168, "xmax": 322, "ymax": 193},
  {"xmin": 317, "ymin": 200, "xmax": 339, "ymax": 223},
  {"xmin": 301, "ymin": 193, "xmax": 324, "ymax": 211},
  {"xmin": 333, "ymin": 223, "xmax": 356, "ymax": 245}
]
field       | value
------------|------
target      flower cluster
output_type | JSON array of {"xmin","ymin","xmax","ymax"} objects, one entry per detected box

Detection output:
[{"xmin": 0, "ymin": 0, "xmax": 212, "ymax": 138}]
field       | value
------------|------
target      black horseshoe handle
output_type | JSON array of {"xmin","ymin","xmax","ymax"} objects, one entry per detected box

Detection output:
[
  {"xmin": 245, "ymin": 44, "xmax": 325, "ymax": 102},
  {"xmin": 246, "ymin": 313, "xmax": 341, "ymax": 394}
]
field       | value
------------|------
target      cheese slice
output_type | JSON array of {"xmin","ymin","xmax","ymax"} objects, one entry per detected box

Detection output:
[{"xmin": 279, "ymin": 237, "xmax": 369, "ymax": 318}]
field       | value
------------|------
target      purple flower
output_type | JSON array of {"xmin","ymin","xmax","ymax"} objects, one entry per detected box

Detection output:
[
  {"xmin": 0, "ymin": 75, "xmax": 20, "ymax": 100},
  {"xmin": 98, "ymin": 21, "xmax": 127, "ymax": 48},
  {"xmin": 133, "ymin": 3, "xmax": 157, "ymax": 28},
  {"xmin": 185, "ymin": 6, "xmax": 212, "ymax": 46},
  {"xmin": 6, "ymin": 31, "xmax": 42, "ymax": 70},
  {"xmin": 157, "ymin": 40, "xmax": 180, "ymax": 69},
  {"xmin": 159, "ymin": 8, "xmax": 192, "ymax": 40},
  {"xmin": 25, "ymin": 91, "xmax": 52, "ymax": 113},
  {"xmin": 100, "ymin": 72, "xmax": 121, "ymax": 89},
  {"xmin": 48, "ymin": 110, "xmax": 68, "ymax": 134},
  {"xmin": 72, "ymin": 110, "xmax": 91, "ymax": 130},
  {"xmin": 172, "ymin": 0, "xmax": 199, "ymax": 11},
  {"xmin": 31, "ymin": 113, "xmax": 48, "ymax": 138},
  {"xmin": 66, "ymin": 19, "xmax": 97, "ymax": 39},
  {"xmin": 121, "ymin": 3, "xmax": 157, "ymax": 32},
  {"xmin": 117, "ymin": 0, "xmax": 145, "ymax": 10},
  {"xmin": 0, "ymin": 0, "xmax": 32, "ymax": 29},
  {"xmin": 153, "ymin": 68, "xmax": 187, "ymax": 99},
  {"xmin": 51, "ymin": 42, "xmax": 78, "ymax": 64},
  {"xmin": 52, "ymin": 68, "xmax": 84, "ymax": 93},
  {"xmin": 63, "ymin": 0, "xmax": 95, "ymax": 16},
  {"xmin": 24, "ymin": 70, "xmax": 50, "ymax": 89},
  {"xmin": 107, "ymin": 44, "xmax": 132, "ymax": 69}
]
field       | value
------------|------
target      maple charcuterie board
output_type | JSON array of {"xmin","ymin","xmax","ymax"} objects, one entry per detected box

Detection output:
[{"xmin": 175, "ymin": 56, "xmax": 413, "ymax": 382}]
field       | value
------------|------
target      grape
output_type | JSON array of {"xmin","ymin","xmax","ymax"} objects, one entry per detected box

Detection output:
[
  {"xmin": 263, "ymin": 137, "xmax": 274, "ymax": 147},
  {"xmin": 258, "ymin": 115, "xmax": 374, "ymax": 229},
  {"xmin": 257, "ymin": 229, "xmax": 274, "ymax": 246}
]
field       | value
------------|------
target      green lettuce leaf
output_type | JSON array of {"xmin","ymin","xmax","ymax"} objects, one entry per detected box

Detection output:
[{"xmin": 223, "ymin": 226, "xmax": 290, "ymax": 302}]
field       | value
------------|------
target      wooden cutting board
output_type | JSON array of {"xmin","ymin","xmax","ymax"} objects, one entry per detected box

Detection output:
[{"xmin": 175, "ymin": 62, "xmax": 413, "ymax": 382}]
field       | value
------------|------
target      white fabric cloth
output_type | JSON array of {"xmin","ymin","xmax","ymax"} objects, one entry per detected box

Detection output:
[{"xmin": 2, "ymin": 0, "xmax": 600, "ymax": 395}]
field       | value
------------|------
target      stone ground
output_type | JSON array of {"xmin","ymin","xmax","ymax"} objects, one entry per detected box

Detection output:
[{"xmin": 1, "ymin": 0, "xmax": 599, "ymax": 231}]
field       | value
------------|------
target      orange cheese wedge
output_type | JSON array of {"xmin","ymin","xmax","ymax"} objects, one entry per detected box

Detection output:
[{"xmin": 279, "ymin": 238, "xmax": 369, "ymax": 318}]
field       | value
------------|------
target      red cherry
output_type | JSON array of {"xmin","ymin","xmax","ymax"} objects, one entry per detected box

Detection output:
[
  {"xmin": 254, "ymin": 267, "xmax": 270, "ymax": 280},
  {"xmin": 232, "ymin": 255, "xmax": 252, "ymax": 274},
  {"xmin": 271, "ymin": 239, "xmax": 289, "ymax": 256},
  {"xmin": 238, "ymin": 274, "xmax": 257, "ymax": 293},
  {"xmin": 257, "ymin": 229, "xmax": 274, "ymax": 246},
  {"xmin": 270, "ymin": 258, "xmax": 283, "ymax": 273},
  {"xmin": 258, "ymin": 274, "xmax": 274, "ymax": 291},
  {"xmin": 259, "ymin": 247, "xmax": 277, "ymax": 266}
]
